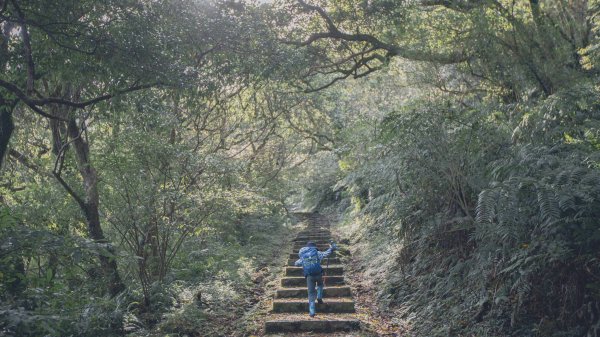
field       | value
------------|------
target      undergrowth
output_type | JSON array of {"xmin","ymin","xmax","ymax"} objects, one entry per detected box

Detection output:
[
  {"xmin": 127, "ymin": 215, "xmax": 293, "ymax": 336},
  {"xmin": 326, "ymin": 88, "xmax": 600, "ymax": 337}
]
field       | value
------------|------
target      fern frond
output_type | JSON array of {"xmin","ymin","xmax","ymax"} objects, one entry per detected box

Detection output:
[
  {"xmin": 476, "ymin": 189, "xmax": 497, "ymax": 223},
  {"xmin": 536, "ymin": 186, "xmax": 560, "ymax": 222}
]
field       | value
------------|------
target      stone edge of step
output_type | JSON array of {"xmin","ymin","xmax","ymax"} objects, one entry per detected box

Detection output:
[{"xmin": 264, "ymin": 319, "xmax": 361, "ymax": 333}]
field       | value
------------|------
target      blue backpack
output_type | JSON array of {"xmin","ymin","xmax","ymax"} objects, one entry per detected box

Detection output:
[{"xmin": 300, "ymin": 247, "xmax": 322, "ymax": 277}]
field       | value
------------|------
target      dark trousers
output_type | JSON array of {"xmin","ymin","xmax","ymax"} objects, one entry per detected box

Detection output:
[{"xmin": 306, "ymin": 273, "xmax": 324, "ymax": 303}]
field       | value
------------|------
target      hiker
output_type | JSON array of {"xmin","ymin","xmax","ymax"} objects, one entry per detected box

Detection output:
[{"xmin": 294, "ymin": 240, "xmax": 337, "ymax": 317}]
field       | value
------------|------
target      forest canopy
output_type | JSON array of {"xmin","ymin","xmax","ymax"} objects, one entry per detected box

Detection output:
[{"xmin": 1, "ymin": 0, "xmax": 599, "ymax": 336}]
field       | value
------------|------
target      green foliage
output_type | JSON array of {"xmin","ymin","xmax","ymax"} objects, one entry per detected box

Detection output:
[
  {"xmin": 126, "ymin": 215, "xmax": 292, "ymax": 336},
  {"xmin": 274, "ymin": 1, "xmax": 600, "ymax": 334},
  {"xmin": 1, "ymin": 1, "xmax": 302, "ymax": 335},
  {"xmin": 2, "ymin": 0, "xmax": 600, "ymax": 336},
  {"xmin": 0, "ymin": 207, "xmax": 131, "ymax": 336},
  {"xmin": 323, "ymin": 55, "xmax": 599, "ymax": 337}
]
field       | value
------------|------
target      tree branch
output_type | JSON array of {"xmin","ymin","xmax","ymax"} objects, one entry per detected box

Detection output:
[
  {"xmin": 292, "ymin": 0, "xmax": 469, "ymax": 64},
  {"xmin": 29, "ymin": 82, "xmax": 159, "ymax": 108},
  {"xmin": 0, "ymin": 79, "xmax": 64, "ymax": 120},
  {"xmin": 8, "ymin": 149, "xmax": 46, "ymax": 175},
  {"xmin": 8, "ymin": 148, "xmax": 86, "ymax": 210},
  {"xmin": 0, "ymin": 79, "xmax": 158, "ymax": 120},
  {"xmin": 53, "ymin": 171, "xmax": 87, "ymax": 212},
  {"xmin": 419, "ymin": 0, "xmax": 480, "ymax": 13}
]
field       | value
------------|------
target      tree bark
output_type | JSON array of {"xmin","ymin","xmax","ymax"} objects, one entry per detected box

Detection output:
[
  {"xmin": 66, "ymin": 118, "xmax": 125, "ymax": 296},
  {"xmin": 0, "ymin": 95, "xmax": 14, "ymax": 168}
]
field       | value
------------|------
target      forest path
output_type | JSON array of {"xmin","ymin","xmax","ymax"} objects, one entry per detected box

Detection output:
[{"xmin": 264, "ymin": 213, "xmax": 361, "ymax": 335}]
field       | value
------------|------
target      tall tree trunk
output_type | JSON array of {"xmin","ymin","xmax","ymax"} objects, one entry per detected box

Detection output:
[
  {"xmin": 0, "ymin": 98, "xmax": 14, "ymax": 168},
  {"xmin": 0, "ymin": 20, "xmax": 14, "ymax": 169},
  {"xmin": 66, "ymin": 118, "xmax": 125, "ymax": 296}
]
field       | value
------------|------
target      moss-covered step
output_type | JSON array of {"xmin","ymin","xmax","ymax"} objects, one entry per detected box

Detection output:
[
  {"xmin": 293, "ymin": 238, "xmax": 332, "ymax": 243},
  {"xmin": 265, "ymin": 319, "xmax": 360, "ymax": 333},
  {"xmin": 281, "ymin": 276, "xmax": 345, "ymax": 287},
  {"xmin": 285, "ymin": 265, "xmax": 344, "ymax": 277},
  {"xmin": 271, "ymin": 298, "xmax": 355, "ymax": 313},
  {"xmin": 275, "ymin": 286, "xmax": 352, "ymax": 298},
  {"xmin": 297, "ymin": 227, "xmax": 330, "ymax": 231},
  {"xmin": 265, "ymin": 313, "xmax": 360, "ymax": 334},
  {"xmin": 295, "ymin": 233, "xmax": 331, "ymax": 239},
  {"xmin": 292, "ymin": 244, "xmax": 332, "ymax": 251},
  {"xmin": 297, "ymin": 228, "xmax": 330, "ymax": 232}
]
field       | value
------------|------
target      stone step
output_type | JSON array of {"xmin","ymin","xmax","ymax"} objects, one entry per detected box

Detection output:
[
  {"xmin": 265, "ymin": 318, "xmax": 360, "ymax": 333},
  {"xmin": 293, "ymin": 239, "xmax": 331, "ymax": 244},
  {"xmin": 281, "ymin": 276, "xmax": 345, "ymax": 287},
  {"xmin": 296, "ymin": 232, "xmax": 331, "ymax": 235},
  {"xmin": 287, "ymin": 258, "xmax": 340, "ymax": 266},
  {"xmin": 285, "ymin": 265, "xmax": 344, "ymax": 276},
  {"xmin": 295, "ymin": 233, "xmax": 331, "ymax": 238},
  {"xmin": 293, "ymin": 233, "xmax": 331, "ymax": 242},
  {"xmin": 265, "ymin": 313, "xmax": 360, "ymax": 334},
  {"xmin": 288, "ymin": 252, "xmax": 337, "ymax": 259},
  {"xmin": 272, "ymin": 298, "xmax": 355, "ymax": 313},
  {"xmin": 275, "ymin": 286, "xmax": 352, "ymax": 298},
  {"xmin": 294, "ymin": 238, "xmax": 331, "ymax": 243},
  {"xmin": 292, "ymin": 245, "xmax": 332, "ymax": 251},
  {"xmin": 292, "ymin": 241, "xmax": 329, "ymax": 250},
  {"xmin": 297, "ymin": 228, "xmax": 330, "ymax": 232},
  {"xmin": 292, "ymin": 239, "xmax": 329, "ymax": 245}
]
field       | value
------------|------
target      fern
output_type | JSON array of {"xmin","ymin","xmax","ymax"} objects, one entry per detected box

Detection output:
[
  {"xmin": 536, "ymin": 185, "xmax": 560, "ymax": 223},
  {"xmin": 476, "ymin": 189, "xmax": 496, "ymax": 224}
]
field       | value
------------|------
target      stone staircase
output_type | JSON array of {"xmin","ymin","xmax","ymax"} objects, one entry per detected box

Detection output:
[{"xmin": 265, "ymin": 213, "xmax": 361, "ymax": 334}]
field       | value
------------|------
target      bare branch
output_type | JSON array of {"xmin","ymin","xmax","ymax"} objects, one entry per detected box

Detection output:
[
  {"xmin": 0, "ymin": 79, "xmax": 157, "ymax": 120},
  {"xmin": 303, "ymin": 74, "xmax": 349, "ymax": 93},
  {"xmin": 30, "ymin": 82, "xmax": 159, "ymax": 108},
  {"xmin": 53, "ymin": 171, "xmax": 87, "ymax": 211},
  {"xmin": 0, "ymin": 79, "xmax": 64, "ymax": 120},
  {"xmin": 6, "ymin": 149, "xmax": 88, "ymax": 210},
  {"xmin": 8, "ymin": 148, "xmax": 46, "ymax": 175},
  {"xmin": 302, "ymin": 51, "xmax": 384, "ymax": 92},
  {"xmin": 419, "ymin": 0, "xmax": 480, "ymax": 12}
]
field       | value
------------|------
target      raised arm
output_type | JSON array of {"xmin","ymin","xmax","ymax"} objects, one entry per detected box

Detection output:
[
  {"xmin": 294, "ymin": 258, "xmax": 303, "ymax": 266},
  {"xmin": 318, "ymin": 243, "xmax": 337, "ymax": 260}
]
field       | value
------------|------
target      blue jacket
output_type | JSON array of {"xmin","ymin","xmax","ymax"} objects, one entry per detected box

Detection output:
[{"xmin": 294, "ymin": 245, "xmax": 336, "ymax": 267}]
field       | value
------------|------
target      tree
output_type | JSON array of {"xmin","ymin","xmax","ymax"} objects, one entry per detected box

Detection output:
[
  {"xmin": 271, "ymin": 0, "xmax": 593, "ymax": 98},
  {"xmin": 0, "ymin": 0, "xmax": 206, "ymax": 296}
]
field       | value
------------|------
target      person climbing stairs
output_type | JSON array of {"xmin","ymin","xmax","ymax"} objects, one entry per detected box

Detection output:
[
  {"xmin": 264, "ymin": 213, "xmax": 361, "ymax": 334},
  {"xmin": 293, "ymin": 239, "xmax": 336, "ymax": 316}
]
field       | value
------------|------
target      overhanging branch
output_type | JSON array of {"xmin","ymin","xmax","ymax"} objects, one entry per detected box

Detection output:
[
  {"xmin": 29, "ymin": 82, "xmax": 159, "ymax": 108},
  {"xmin": 290, "ymin": 0, "xmax": 469, "ymax": 64},
  {"xmin": 0, "ymin": 79, "xmax": 65, "ymax": 120},
  {"xmin": 0, "ymin": 79, "xmax": 158, "ymax": 120}
]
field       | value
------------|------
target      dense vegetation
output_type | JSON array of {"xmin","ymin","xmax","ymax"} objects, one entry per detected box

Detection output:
[{"xmin": 1, "ymin": 0, "xmax": 599, "ymax": 336}]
